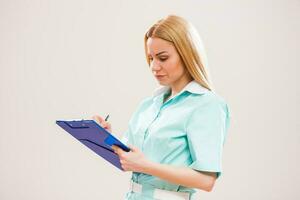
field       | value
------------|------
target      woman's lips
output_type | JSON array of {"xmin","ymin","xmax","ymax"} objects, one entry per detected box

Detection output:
[{"xmin": 155, "ymin": 75, "xmax": 166, "ymax": 79}]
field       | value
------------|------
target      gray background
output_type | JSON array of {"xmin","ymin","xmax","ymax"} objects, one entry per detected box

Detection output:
[{"xmin": 1, "ymin": 0, "xmax": 299, "ymax": 199}]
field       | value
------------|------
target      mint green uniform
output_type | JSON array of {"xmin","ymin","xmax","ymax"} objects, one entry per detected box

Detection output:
[{"xmin": 121, "ymin": 81, "xmax": 231, "ymax": 200}]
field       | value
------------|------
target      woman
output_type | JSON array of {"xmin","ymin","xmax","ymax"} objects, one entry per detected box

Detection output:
[{"xmin": 93, "ymin": 15, "xmax": 231, "ymax": 200}]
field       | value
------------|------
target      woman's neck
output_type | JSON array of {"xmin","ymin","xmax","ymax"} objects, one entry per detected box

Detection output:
[
  {"xmin": 170, "ymin": 72, "xmax": 193, "ymax": 97},
  {"xmin": 163, "ymin": 73, "xmax": 193, "ymax": 103}
]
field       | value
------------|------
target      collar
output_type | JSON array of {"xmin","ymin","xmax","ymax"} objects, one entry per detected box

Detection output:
[{"xmin": 152, "ymin": 80, "xmax": 209, "ymax": 98}]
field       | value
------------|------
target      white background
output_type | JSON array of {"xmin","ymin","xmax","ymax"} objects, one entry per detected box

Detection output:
[{"xmin": 1, "ymin": 0, "xmax": 299, "ymax": 199}]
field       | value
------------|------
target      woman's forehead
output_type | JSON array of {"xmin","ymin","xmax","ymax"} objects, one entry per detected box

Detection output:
[{"xmin": 146, "ymin": 37, "xmax": 175, "ymax": 55}]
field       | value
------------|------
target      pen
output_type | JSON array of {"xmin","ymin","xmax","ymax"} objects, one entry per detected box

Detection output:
[{"xmin": 105, "ymin": 114, "xmax": 110, "ymax": 121}]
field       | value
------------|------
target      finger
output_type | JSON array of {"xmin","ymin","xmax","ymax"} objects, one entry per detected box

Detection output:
[
  {"xmin": 102, "ymin": 121, "xmax": 111, "ymax": 129},
  {"xmin": 111, "ymin": 145, "xmax": 117, "ymax": 152},
  {"xmin": 104, "ymin": 122, "xmax": 111, "ymax": 130},
  {"xmin": 120, "ymin": 159, "xmax": 127, "ymax": 165},
  {"xmin": 121, "ymin": 165, "xmax": 127, "ymax": 171},
  {"xmin": 127, "ymin": 144, "xmax": 138, "ymax": 152},
  {"xmin": 112, "ymin": 145, "xmax": 122, "ymax": 155},
  {"xmin": 115, "ymin": 147, "xmax": 127, "ymax": 159},
  {"xmin": 92, "ymin": 115, "xmax": 104, "ymax": 125},
  {"xmin": 93, "ymin": 115, "xmax": 111, "ymax": 129},
  {"xmin": 120, "ymin": 162, "xmax": 128, "ymax": 171}
]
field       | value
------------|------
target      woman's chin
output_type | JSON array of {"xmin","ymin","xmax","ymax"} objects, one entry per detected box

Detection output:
[{"xmin": 156, "ymin": 80, "xmax": 168, "ymax": 86}]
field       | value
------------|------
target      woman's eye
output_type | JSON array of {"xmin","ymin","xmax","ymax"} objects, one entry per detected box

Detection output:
[
  {"xmin": 159, "ymin": 57, "xmax": 168, "ymax": 62},
  {"xmin": 148, "ymin": 56, "xmax": 168, "ymax": 62}
]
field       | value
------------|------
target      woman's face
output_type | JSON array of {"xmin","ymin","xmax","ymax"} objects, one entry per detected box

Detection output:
[{"xmin": 146, "ymin": 37, "xmax": 190, "ymax": 87}]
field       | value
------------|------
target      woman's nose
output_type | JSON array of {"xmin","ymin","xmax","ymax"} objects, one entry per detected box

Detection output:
[{"xmin": 150, "ymin": 59, "xmax": 162, "ymax": 71}]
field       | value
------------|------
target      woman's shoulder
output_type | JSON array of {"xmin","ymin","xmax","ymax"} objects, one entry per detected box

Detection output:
[
  {"xmin": 190, "ymin": 90, "xmax": 229, "ymax": 113},
  {"xmin": 192, "ymin": 90, "xmax": 227, "ymax": 104}
]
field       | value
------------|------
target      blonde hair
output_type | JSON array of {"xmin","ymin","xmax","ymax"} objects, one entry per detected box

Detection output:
[{"xmin": 144, "ymin": 15, "xmax": 213, "ymax": 91}]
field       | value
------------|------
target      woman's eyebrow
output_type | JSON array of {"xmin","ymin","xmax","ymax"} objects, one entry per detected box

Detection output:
[
  {"xmin": 156, "ymin": 51, "xmax": 168, "ymax": 56},
  {"xmin": 147, "ymin": 51, "xmax": 168, "ymax": 57}
]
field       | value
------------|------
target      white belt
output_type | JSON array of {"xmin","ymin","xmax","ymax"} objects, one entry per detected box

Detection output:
[{"xmin": 130, "ymin": 180, "xmax": 191, "ymax": 200}]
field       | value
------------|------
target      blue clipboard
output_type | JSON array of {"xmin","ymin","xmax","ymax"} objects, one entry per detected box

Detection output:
[{"xmin": 56, "ymin": 119, "xmax": 130, "ymax": 170}]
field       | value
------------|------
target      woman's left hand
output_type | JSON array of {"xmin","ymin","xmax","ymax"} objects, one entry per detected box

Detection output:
[{"xmin": 112, "ymin": 144, "xmax": 151, "ymax": 173}]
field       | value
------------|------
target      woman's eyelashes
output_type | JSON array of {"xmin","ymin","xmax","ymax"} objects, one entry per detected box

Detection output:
[
  {"xmin": 148, "ymin": 56, "xmax": 168, "ymax": 62},
  {"xmin": 159, "ymin": 57, "xmax": 168, "ymax": 62}
]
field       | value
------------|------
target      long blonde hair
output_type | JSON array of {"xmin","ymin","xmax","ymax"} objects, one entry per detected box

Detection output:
[{"xmin": 144, "ymin": 15, "xmax": 213, "ymax": 91}]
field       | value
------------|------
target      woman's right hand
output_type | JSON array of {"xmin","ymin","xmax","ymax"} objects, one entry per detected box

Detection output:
[{"xmin": 92, "ymin": 115, "xmax": 112, "ymax": 132}]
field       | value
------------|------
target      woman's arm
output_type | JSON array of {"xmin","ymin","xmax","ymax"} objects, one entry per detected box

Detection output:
[
  {"xmin": 112, "ymin": 144, "xmax": 217, "ymax": 192},
  {"xmin": 143, "ymin": 161, "xmax": 217, "ymax": 192}
]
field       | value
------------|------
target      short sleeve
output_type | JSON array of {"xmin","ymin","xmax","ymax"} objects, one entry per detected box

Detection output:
[{"xmin": 186, "ymin": 100, "xmax": 230, "ymax": 179}]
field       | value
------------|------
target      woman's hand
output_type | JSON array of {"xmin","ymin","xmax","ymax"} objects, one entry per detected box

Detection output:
[
  {"xmin": 92, "ymin": 115, "xmax": 112, "ymax": 132},
  {"xmin": 112, "ymin": 144, "xmax": 152, "ymax": 173}
]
